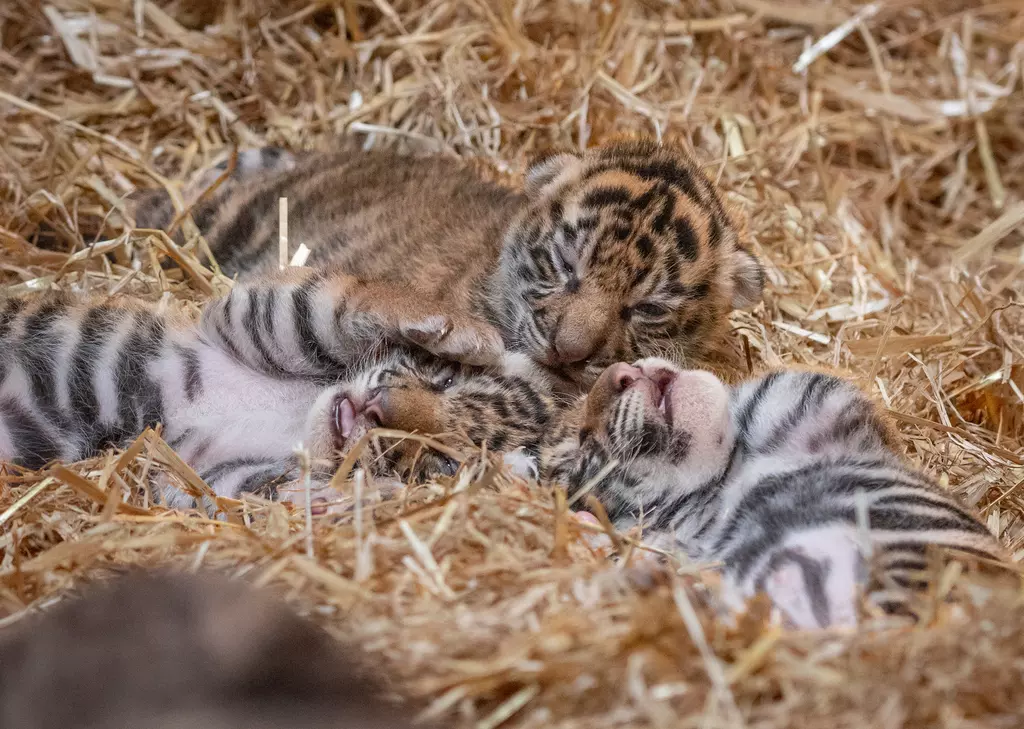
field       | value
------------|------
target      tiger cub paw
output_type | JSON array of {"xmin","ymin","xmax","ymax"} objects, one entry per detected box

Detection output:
[
  {"xmin": 399, "ymin": 314, "xmax": 505, "ymax": 367},
  {"xmin": 278, "ymin": 480, "xmax": 347, "ymax": 516}
]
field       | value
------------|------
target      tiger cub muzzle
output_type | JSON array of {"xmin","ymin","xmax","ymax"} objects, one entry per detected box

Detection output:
[{"xmin": 583, "ymin": 359, "xmax": 732, "ymax": 466}]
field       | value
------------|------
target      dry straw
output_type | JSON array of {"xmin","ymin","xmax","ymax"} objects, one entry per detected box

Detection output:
[{"xmin": 2, "ymin": 0, "xmax": 1024, "ymax": 726}]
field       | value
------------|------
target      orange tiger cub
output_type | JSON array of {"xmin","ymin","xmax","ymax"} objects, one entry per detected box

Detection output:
[{"xmin": 134, "ymin": 137, "xmax": 765, "ymax": 387}]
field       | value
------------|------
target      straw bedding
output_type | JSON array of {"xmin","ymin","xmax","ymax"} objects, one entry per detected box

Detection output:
[{"xmin": 1, "ymin": 0, "xmax": 1023, "ymax": 726}]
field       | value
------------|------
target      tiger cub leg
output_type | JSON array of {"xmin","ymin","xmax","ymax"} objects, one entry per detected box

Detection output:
[
  {"xmin": 200, "ymin": 267, "xmax": 505, "ymax": 377},
  {"xmin": 131, "ymin": 148, "xmax": 297, "ymax": 233},
  {"xmin": 719, "ymin": 525, "xmax": 867, "ymax": 630}
]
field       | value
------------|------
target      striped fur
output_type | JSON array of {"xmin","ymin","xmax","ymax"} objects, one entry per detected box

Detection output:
[
  {"xmin": 132, "ymin": 137, "xmax": 765, "ymax": 388},
  {"xmin": 543, "ymin": 359, "xmax": 1006, "ymax": 628},
  {"xmin": 0, "ymin": 292, "xmax": 556, "ymax": 508}
]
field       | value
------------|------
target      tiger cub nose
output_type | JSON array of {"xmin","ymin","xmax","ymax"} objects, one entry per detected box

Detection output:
[
  {"xmin": 550, "ymin": 302, "xmax": 611, "ymax": 365},
  {"xmin": 551, "ymin": 331, "xmax": 596, "ymax": 365},
  {"xmin": 605, "ymin": 362, "xmax": 643, "ymax": 392}
]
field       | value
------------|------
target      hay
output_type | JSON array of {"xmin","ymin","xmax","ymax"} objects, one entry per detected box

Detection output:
[{"xmin": 1, "ymin": 0, "xmax": 1024, "ymax": 726}]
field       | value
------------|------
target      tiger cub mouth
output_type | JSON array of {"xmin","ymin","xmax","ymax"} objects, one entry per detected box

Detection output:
[{"xmin": 330, "ymin": 392, "xmax": 383, "ymax": 451}]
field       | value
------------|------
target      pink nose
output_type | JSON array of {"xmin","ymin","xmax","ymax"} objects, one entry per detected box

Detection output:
[
  {"xmin": 637, "ymin": 363, "xmax": 676, "ymax": 393},
  {"xmin": 605, "ymin": 362, "xmax": 643, "ymax": 392}
]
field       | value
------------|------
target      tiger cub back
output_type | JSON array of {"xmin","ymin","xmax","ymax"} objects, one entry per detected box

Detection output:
[{"xmin": 132, "ymin": 137, "xmax": 765, "ymax": 387}]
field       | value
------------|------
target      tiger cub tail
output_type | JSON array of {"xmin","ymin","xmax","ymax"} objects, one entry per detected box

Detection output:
[{"xmin": 130, "ymin": 148, "xmax": 298, "ymax": 237}]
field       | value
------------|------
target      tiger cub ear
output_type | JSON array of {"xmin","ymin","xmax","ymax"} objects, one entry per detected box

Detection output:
[
  {"xmin": 525, "ymin": 150, "xmax": 583, "ymax": 198},
  {"xmin": 729, "ymin": 248, "xmax": 766, "ymax": 309}
]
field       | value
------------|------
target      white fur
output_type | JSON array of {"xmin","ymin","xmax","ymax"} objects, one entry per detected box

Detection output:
[
  {"xmin": 502, "ymin": 448, "xmax": 538, "ymax": 481},
  {"xmin": 53, "ymin": 308, "xmax": 83, "ymax": 414},
  {"xmin": 93, "ymin": 319, "xmax": 134, "ymax": 429},
  {"xmin": 0, "ymin": 363, "xmax": 71, "ymax": 462},
  {"xmin": 162, "ymin": 343, "xmax": 327, "ymax": 498},
  {"xmin": 0, "ymin": 415, "xmax": 13, "ymax": 463}
]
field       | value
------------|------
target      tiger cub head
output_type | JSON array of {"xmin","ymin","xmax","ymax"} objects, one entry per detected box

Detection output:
[
  {"xmin": 542, "ymin": 361, "xmax": 903, "ymax": 526},
  {"xmin": 490, "ymin": 137, "xmax": 765, "ymax": 387},
  {"xmin": 542, "ymin": 358, "xmax": 735, "ymax": 523},
  {"xmin": 304, "ymin": 349, "xmax": 556, "ymax": 481}
]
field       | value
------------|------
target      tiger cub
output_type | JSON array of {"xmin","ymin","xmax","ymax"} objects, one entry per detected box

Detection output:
[
  {"xmin": 543, "ymin": 359, "xmax": 1006, "ymax": 628},
  {"xmin": 134, "ymin": 138, "xmax": 765, "ymax": 386},
  {"xmin": 0, "ymin": 571, "xmax": 420, "ymax": 729},
  {"xmin": 0, "ymin": 292, "xmax": 555, "ymax": 508}
]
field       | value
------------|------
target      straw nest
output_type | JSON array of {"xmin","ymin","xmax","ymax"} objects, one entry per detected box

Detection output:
[{"xmin": 2, "ymin": 0, "xmax": 1024, "ymax": 726}]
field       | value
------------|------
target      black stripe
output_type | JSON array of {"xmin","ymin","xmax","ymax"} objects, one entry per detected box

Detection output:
[
  {"xmin": 245, "ymin": 288, "xmax": 288, "ymax": 376},
  {"xmin": 757, "ymin": 374, "xmax": 837, "ymax": 453},
  {"xmin": 733, "ymin": 372, "xmax": 782, "ymax": 438},
  {"xmin": 237, "ymin": 468, "xmax": 288, "ymax": 496},
  {"xmin": 68, "ymin": 306, "xmax": 120, "ymax": 429},
  {"xmin": 207, "ymin": 185, "xmax": 283, "ymax": 272},
  {"xmin": 89, "ymin": 424, "xmax": 136, "ymax": 455},
  {"xmin": 18, "ymin": 301, "xmax": 69, "ymax": 429},
  {"xmin": 881, "ymin": 558, "xmax": 928, "ymax": 572},
  {"xmin": 176, "ymin": 345, "xmax": 203, "ymax": 402},
  {"xmin": 200, "ymin": 456, "xmax": 277, "ymax": 486},
  {"xmin": 262, "ymin": 286, "xmax": 278, "ymax": 348},
  {"xmin": 878, "ymin": 541, "xmax": 996, "ymax": 562},
  {"xmin": 0, "ymin": 299, "xmax": 27, "ymax": 383},
  {"xmin": 715, "ymin": 460, "xmax": 916, "ymax": 546},
  {"xmin": 167, "ymin": 427, "xmax": 195, "ymax": 450},
  {"xmin": 113, "ymin": 311, "xmax": 166, "ymax": 440},
  {"xmin": 581, "ymin": 186, "xmax": 634, "ymax": 209},
  {"xmin": 584, "ymin": 160, "xmax": 704, "ymax": 204},
  {"xmin": 221, "ymin": 290, "xmax": 233, "ymax": 324},
  {"xmin": 870, "ymin": 493, "xmax": 990, "ymax": 534},
  {"xmin": 754, "ymin": 548, "xmax": 835, "ymax": 628},
  {"xmin": 651, "ymin": 192, "xmax": 674, "ymax": 233},
  {"xmin": 292, "ymin": 278, "xmax": 345, "ymax": 373},
  {"xmin": 656, "ymin": 479, "xmax": 722, "ymax": 532},
  {"xmin": 673, "ymin": 217, "xmax": 699, "ymax": 261},
  {"xmin": 212, "ymin": 319, "xmax": 247, "ymax": 363},
  {"xmin": 725, "ymin": 508, "xmax": 856, "ymax": 580},
  {"xmin": 260, "ymin": 147, "xmax": 285, "ymax": 168},
  {"xmin": 885, "ymin": 573, "xmax": 929, "ymax": 591},
  {"xmin": 1, "ymin": 397, "xmax": 61, "ymax": 469},
  {"xmin": 707, "ymin": 214, "xmax": 723, "ymax": 248},
  {"xmin": 866, "ymin": 503, "xmax": 990, "ymax": 536}
]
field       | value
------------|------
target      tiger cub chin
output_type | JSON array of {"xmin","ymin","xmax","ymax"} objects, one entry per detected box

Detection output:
[
  {"xmin": 0, "ymin": 293, "xmax": 555, "ymax": 510},
  {"xmin": 543, "ymin": 360, "xmax": 1006, "ymax": 629},
  {"xmin": 133, "ymin": 137, "xmax": 765, "ymax": 388}
]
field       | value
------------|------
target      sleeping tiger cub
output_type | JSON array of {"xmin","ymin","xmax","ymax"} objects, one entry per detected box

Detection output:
[
  {"xmin": 543, "ymin": 359, "xmax": 1007, "ymax": 628},
  {"xmin": 0, "ymin": 291, "xmax": 554, "ymax": 508},
  {"xmin": 0, "ymin": 287, "xmax": 1004, "ymax": 627},
  {"xmin": 133, "ymin": 137, "xmax": 765, "ymax": 386}
]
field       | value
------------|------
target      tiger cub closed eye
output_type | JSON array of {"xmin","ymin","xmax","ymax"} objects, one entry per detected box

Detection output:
[
  {"xmin": 133, "ymin": 137, "xmax": 765, "ymax": 388},
  {"xmin": 0, "ymin": 292, "xmax": 555, "ymax": 509},
  {"xmin": 543, "ymin": 360, "xmax": 1007, "ymax": 629}
]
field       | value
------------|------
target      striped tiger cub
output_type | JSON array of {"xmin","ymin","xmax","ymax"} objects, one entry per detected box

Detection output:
[
  {"xmin": 132, "ymin": 137, "xmax": 765, "ymax": 388},
  {"xmin": 0, "ymin": 289, "xmax": 555, "ymax": 508},
  {"xmin": 543, "ymin": 359, "xmax": 1006, "ymax": 628}
]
